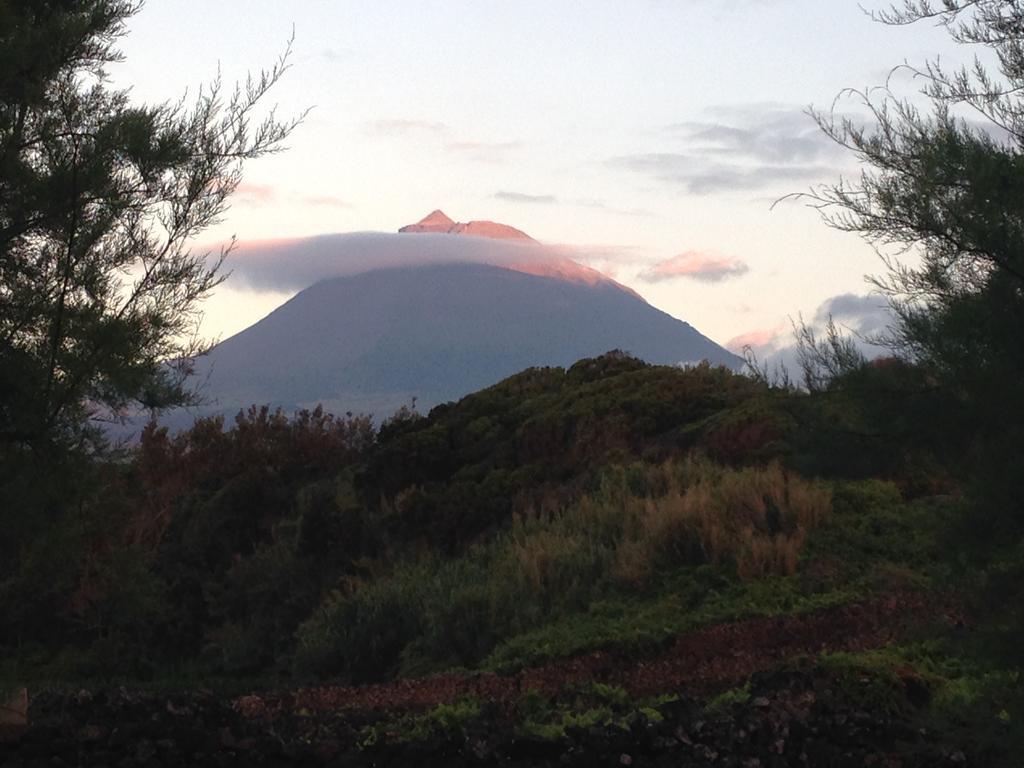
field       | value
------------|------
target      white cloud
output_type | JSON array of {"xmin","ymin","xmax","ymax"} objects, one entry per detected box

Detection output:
[{"xmin": 220, "ymin": 232, "xmax": 624, "ymax": 294}]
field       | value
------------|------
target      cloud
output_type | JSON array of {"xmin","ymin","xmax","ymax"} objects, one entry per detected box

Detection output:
[
  {"xmin": 639, "ymin": 251, "xmax": 749, "ymax": 283},
  {"xmin": 232, "ymin": 185, "xmax": 351, "ymax": 210},
  {"xmin": 549, "ymin": 243, "xmax": 649, "ymax": 279},
  {"xmin": 609, "ymin": 152, "xmax": 837, "ymax": 195},
  {"xmin": 447, "ymin": 140, "xmax": 523, "ymax": 155},
  {"xmin": 362, "ymin": 120, "xmax": 522, "ymax": 161},
  {"xmin": 495, "ymin": 191, "xmax": 557, "ymax": 204},
  {"xmin": 364, "ymin": 119, "xmax": 450, "ymax": 136},
  {"xmin": 219, "ymin": 232, "xmax": 636, "ymax": 295},
  {"xmin": 571, "ymin": 198, "xmax": 653, "ymax": 218},
  {"xmin": 686, "ymin": 103, "xmax": 849, "ymax": 153},
  {"xmin": 726, "ymin": 325, "xmax": 787, "ymax": 354},
  {"xmin": 730, "ymin": 292, "xmax": 896, "ymax": 379},
  {"xmin": 668, "ymin": 123, "xmax": 832, "ymax": 165},
  {"xmin": 611, "ymin": 103, "xmax": 852, "ymax": 194},
  {"xmin": 361, "ymin": 118, "xmax": 522, "ymax": 162},
  {"xmin": 814, "ymin": 292, "xmax": 892, "ymax": 337},
  {"xmin": 548, "ymin": 243, "xmax": 652, "ymax": 270},
  {"xmin": 321, "ymin": 46, "xmax": 359, "ymax": 63},
  {"xmin": 302, "ymin": 194, "xmax": 352, "ymax": 209},
  {"xmin": 233, "ymin": 183, "xmax": 277, "ymax": 205},
  {"xmin": 440, "ymin": 140, "xmax": 524, "ymax": 165}
]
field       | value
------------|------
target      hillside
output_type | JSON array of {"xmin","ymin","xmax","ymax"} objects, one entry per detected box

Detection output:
[{"xmin": 2, "ymin": 352, "xmax": 1019, "ymax": 765}]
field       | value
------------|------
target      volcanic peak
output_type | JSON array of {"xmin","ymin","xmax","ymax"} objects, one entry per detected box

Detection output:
[{"xmin": 399, "ymin": 210, "xmax": 534, "ymax": 241}]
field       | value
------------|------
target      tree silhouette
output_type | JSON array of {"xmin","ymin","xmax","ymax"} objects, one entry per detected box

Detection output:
[{"xmin": 0, "ymin": 1, "xmax": 303, "ymax": 453}]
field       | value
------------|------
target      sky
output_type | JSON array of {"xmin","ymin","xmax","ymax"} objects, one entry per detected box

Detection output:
[{"xmin": 111, "ymin": 0, "xmax": 966, "ymax": 360}]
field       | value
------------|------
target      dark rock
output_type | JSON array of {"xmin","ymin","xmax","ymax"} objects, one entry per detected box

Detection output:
[
  {"xmin": 20, "ymin": 726, "xmax": 60, "ymax": 746},
  {"xmin": 508, "ymin": 736, "xmax": 564, "ymax": 761},
  {"xmin": 133, "ymin": 740, "xmax": 156, "ymax": 764},
  {"xmin": 0, "ymin": 726, "xmax": 25, "ymax": 746},
  {"xmin": 314, "ymin": 739, "xmax": 342, "ymax": 763},
  {"xmin": 78, "ymin": 723, "xmax": 108, "ymax": 743},
  {"xmin": 1, "ymin": 671, "xmax": 995, "ymax": 768},
  {"xmin": 283, "ymin": 741, "xmax": 315, "ymax": 762},
  {"xmin": 169, "ymin": 726, "xmax": 209, "ymax": 754}
]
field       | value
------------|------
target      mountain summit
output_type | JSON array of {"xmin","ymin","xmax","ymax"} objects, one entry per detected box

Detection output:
[
  {"xmin": 398, "ymin": 209, "xmax": 455, "ymax": 234},
  {"xmin": 399, "ymin": 210, "xmax": 534, "ymax": 241},
  {"xmin": 394, "ymin": 211, "xmax": 637, "ymax": 297}
]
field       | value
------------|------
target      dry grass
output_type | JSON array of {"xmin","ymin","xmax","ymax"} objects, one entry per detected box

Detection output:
[
  {"xmin": 505, "ymin": 457, "xmax": 830, "ymax": 588},
  {"xmin": 615, "ymin": 460, "xmax": 831, "ymax": 583}
]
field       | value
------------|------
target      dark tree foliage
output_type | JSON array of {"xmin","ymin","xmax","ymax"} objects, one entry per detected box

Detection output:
[
  {"xmin": 0, "ymin": 0, "xmax": 301, "ymax": 453},
  {"xmin": 807, "ymin": 0, "xmax": 1024, "ymax": 658},
  {"xmin": 0, "ymin": 0, "xmax": 301, "ymax": 668},
  {"xmin": 809, "ymin": 0, "xmax": 1024, "ymax": 492}
]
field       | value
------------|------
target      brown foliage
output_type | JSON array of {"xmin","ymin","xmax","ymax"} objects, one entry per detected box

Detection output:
[
  {"xmin": 130, "ymin": 406, "xmax": 375, "ymax": 549},
  {"xmin": 615, "ymin": 460, "xmax": 831, "ymax": 583}
]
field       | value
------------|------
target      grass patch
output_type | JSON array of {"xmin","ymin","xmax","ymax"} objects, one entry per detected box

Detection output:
[
  {"xmin": 705, "ymin": 682, "xmax": 751, "ymax": 714},
  {"xmin": 357, "ymin": 697, "xmax": 484, "ymax": 747},
  {"xmin": 516, "ymin": 682, "xmax": 657, "ymax": 740},
  {"xmin": 483, "ymin": 479, "xmax": 954, "ymax": 671},
  {"xmin": 482, "ymin": 574, "xmax": 859, "ymax": 672},
  {"xmin": 296, "ymin": 457, "xmax": 834, "ymax": 682}
]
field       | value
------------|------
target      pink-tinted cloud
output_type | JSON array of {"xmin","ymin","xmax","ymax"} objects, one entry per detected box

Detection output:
[
  {"xmin": 548, "ymin": 243, "xmax": 649, "ymax": 265},
  {"xmin": 233, "ymin": 183, "xmax": 277, "ymax": 205},
  {"xmin": 302, "ymin": 194, "xmax": 352, "ymax": 208},
  {"xmin": 446, "ymin": 140, "xmax": 522, "ymax": 153},
  {"xmin": 640, "ymin": 251, "xmax": 749, "ymax": 283},
  {"xmin": 725, "ymin": 325, "xmax": 786, "ymax": 354},
  {"xmin": 233, "ymin": 185, "xmax": 351, "ymax": 210},
  {"xmin": 364, "ymin": 119, "xmax": 449, "ymax": 136},
  {"xmin": 217, "ymin": 232, "xmax": 628, "ymax": 295},
  {"xmin": 495, "ymin": 190, "xmax": 556, "ymax": 204}
]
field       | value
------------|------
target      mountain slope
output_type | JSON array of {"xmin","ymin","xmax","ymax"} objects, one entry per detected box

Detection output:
[{"xmin": 189, "ymin": 262, "xmax": 742, "ymax": 418}]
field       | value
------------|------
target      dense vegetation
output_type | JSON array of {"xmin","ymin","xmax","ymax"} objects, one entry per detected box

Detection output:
[
  {"xmin": 2, "ymin": 349, "xmax": 1021, "ymax": 761},
  {"xmin": 0, "ymin": 352, "xmax": 1003, "ymax": 673},
  {"xmin": 2, "ymin": 355, "xmax": 780, "ymax": 678}
]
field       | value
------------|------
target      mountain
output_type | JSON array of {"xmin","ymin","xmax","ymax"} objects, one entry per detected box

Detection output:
[
  {"xmin": 153, "ymin": 213, "xmax": 743, "ymax": 425},
  {"xmin": 184, "ymin": 261, "xmax": 742, "ymax": 421},
  {"xmin": 398, "ymin": 209, "xmax": 534, "ymax": 241}
]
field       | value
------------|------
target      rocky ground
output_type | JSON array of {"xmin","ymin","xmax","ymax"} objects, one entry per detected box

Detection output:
[
  {"xmin": 286, "ymin": 593, "xmax": 953, "ymax": 713},
  {"xmin": 1, "ymin": 594, "xmax": 1002, "ymax": 768}
]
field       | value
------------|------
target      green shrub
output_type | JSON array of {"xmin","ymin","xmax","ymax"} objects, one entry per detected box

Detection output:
[
  {"xmin": 294, "ymin": 573, "xmax": 425, "ymax": 682},
  {"xmin": 296, "ymin": 456, "xmax": 833, "ymax": 679},
  {"xmin": 705, "ymin": 682, "xmax": 751, "ymax": 713}
]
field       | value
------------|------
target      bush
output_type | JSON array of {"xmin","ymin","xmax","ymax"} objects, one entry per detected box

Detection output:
[{"xmin": 294, "ymin": 571, "xmax": 425, "ymax": 682}]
